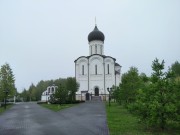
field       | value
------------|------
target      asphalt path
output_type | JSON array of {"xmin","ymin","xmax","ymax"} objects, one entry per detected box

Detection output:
[{"xmin": 0, "ymin": 101, "xmax": 109, "ymax": 135}]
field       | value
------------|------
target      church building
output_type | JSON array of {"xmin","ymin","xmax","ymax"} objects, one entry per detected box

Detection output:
[
  {"xmin": 41, "ymin": 85, "xmax": 57, "ymax": 102},
  {"xmin": 74, "ymin": 24, "xmax": 121, "ymax": 101}
]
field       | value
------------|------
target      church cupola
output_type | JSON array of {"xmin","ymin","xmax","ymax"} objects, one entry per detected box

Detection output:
[
  {"xmin": 88, "ymin": 25, "xmax": 105, "ymax": 42},
  {"xmin": 88, "ymin": 25, "xmax": 105, "ymax": 55}
]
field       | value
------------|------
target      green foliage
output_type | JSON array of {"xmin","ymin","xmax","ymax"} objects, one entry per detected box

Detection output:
[
  {"xmin": 0, "ymin": 63, "xmax": 16, "ymax": 101},
  {"xmin": 129, "ymin": 58, "xmax": 180, "ymax": 130},
  {"xmin": 28, "ymin": 83, "xmax": 36, "ymax": 101},
  {"xmin": 171, "ymin": 61, "xmax": 180, "ymax": 77},
  {"xmin": 139, "ymin": 73, "xmax": 149, "ymax": 83},
  {"xmin": 106, "ymin": 103, "xmax": 179, "ymax": 135},
  {"xmin": 51, "ymin": 83, "xmax": 68, "ymax": 104},
  {"xmin": 32, "ymin": 79, "xmax": 56, "ymax": 101},
  {"xmin": 117, "ymin": 67, "xmax": 143, "ymax": 105},
  {"xmin": 66, "ymin": 77, "xmax": 79, "ymax": 102},
  {"xmin": 20, "ymin": 77, "xmax": 79, "ymax": 103},
  {"xmin": 111, "ymin": 86, "xmax": 120, "ymax": 103},
  {"xmin": 20, "ymin": 89, "xmax": 30, "ymax": 102},
  {"xmin": 50, "ymin": 78, "xmax": 79, "ymax": 104},
  {"xmin": 20, "ymin": 78, "xmax": 67, "ymax": 101}
]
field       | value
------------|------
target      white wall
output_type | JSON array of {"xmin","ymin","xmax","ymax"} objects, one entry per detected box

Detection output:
[
  {"xmin": 41, "ymin": 85, "xmax": 57, "ymax": 101},
  {"xmin": 75, "ymin": 57, "xmax": 88, "ymax": 94},
  {"xmin": 75, "ymin": 55, "xmax": 118, "ymax": 96},
  {"xmin": 74, "ymin": 30, "xmax": 121, "ymax": 100},
  {"xmin": 89, "ymin": 40, "xmax": 104, "ymax": 55}
]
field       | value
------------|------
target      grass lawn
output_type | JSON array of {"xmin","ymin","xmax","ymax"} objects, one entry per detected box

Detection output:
[
  {"xmin": 106, "ymin": 102, "xmax": 179, "ymax": 135},
  {"xmin": 0, "ymin": 104, "xmax": 13, "ymax": 114},
  {"xmin": 39, "ymin": 103, "xmax": 77, "ymax": 112}
]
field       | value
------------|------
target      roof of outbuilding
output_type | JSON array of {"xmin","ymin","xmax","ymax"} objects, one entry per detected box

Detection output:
[{"xmin": 115, "ymin": 63, "xmax": 121, "ymax": 67}]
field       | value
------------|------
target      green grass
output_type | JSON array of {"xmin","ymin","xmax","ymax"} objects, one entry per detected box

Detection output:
[
  {"xmin": 0, "ymin": 104, "xmax": 13, "ymax": 114},
  {"xmin": 39, "ymin": 103, "xmax": 77, "ymax": 112},
  {"xmin": 106, "ymin": 102, "xmax": 179, "ymax": 135}
]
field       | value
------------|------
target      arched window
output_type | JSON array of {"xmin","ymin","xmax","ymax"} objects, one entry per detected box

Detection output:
[
  {"xmin": 48, "ymin": 88, "xmax": 50, "ymax": 93},
  {"xmin": 52, "ymin": 87, "xmax": 54, "ymax": 93},
  {"xmin": 100, "ymin": 46, "xmax": 102, "ymax": 54},
  {"xmin": 107, "ymin": 64, "xmax": 110, "ymax": 74},
  {"xmin": 95, "ymin": 65, "xmax": 97, "ymax": 75},
  {"xmin": 95, "ymin": 45, "xmax": 97, "ymax": 54},
  {"xmin": 91, "ymin": 46, "xmax": 92, "ymax": 55},
  {"xmin": 82, "ymin": 65, "xmax": 84, "ymax": 75}
]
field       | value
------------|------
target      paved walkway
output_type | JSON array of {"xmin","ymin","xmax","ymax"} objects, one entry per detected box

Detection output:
[{"xmin": 0, "ymin": 101, "xmax": 109, "ymax": 135}]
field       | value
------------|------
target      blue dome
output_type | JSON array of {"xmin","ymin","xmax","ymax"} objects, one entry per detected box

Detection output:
[{"xmin": 88, "ymin": 26, "xmax": 105, "ymax": 42}]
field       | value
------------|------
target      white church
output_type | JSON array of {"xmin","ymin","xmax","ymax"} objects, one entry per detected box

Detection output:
[{"xmin": 74, "ymin": 24, "xmax": 121, "ymax": 101}]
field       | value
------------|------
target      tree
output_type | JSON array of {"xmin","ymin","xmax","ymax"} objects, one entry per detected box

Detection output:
[
  {"xmin": 111, "ymin": 86, "xmax": 120, "ymax": 103},
  {"xmin": 21, "ymin": 89, "xmax": 30, "ymax": 102},
  {"xmin": 139, "ymin": 73, "xmax": 149, "ymax": 83},
  {"xmin": 51, "ymin": 83, "xmax": 68, "ymax": 105},
  {"xmin": 170, "ymin": 61, "xmax": 180, "ymax": 125},
  {"xmin": 28, "ymin": 83, "xmax": 36, "ymax": 101},
  {"xmin": 20, "ymin": 77, "xmax": 79, "ymax": 102},
  {"xmin": 131, "ymin": 58, "xmax": 179, "ymax": 130},
  {"xmin": 171, "ymin": 61, "xmax": 180, "ymax": 77},
  {"xmin": 118, "ymin": 67, "xmax": 143, "ymax": 105},
  {"xmin": 0, "ymin": 63, "xmax": 16, "ymax": 102},
  {"xmin": 66, "ymin": 77, "xmax": 79, "ymax": 102}
]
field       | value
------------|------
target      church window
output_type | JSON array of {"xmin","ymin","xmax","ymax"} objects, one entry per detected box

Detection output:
[
  {"xmin": 100, "ymin": 46, "xmax": 102, "ymax": 54},
  {"xmin": 91, "ymin": 46, "xmax": 92, "ymax": 55},
  {"xmin": 52, "ymin": 87, "xmax": 54, "ymax": 93},
  {"xmin": 95, "ymin": 45, "xmax": 97, "ymax": 54},
  {"xmin": 82, "ymin": 65, "xmax": 84, "ymax": 75},
  {"xmin": 95, "ymin": 65, "xmax": 97, "ymax": 75},
  {"xmin": 108, "ymin": 64, "xmax": 110, "ymax": 74}
]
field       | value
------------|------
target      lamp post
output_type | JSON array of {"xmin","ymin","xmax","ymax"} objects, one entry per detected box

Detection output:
[
  {"xmin": 107, "ymin": 87, "xmax": 112, "ymax": 106},
  {"xmin": 3, "ymin": 89, "xmax": 9, "ymax": 109}
]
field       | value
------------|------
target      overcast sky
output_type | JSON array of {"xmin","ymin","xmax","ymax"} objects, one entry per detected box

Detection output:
[{"xmin": 0, "ymin": 0, "xmax": 180, "ymax": 92}]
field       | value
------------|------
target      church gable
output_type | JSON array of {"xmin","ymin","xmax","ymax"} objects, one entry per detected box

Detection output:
[
  {"xmin": 75, "ymin": 56, "xmax": 87, "ymax": 63},
  {"xmin": 89, "ymin": 55, "xmax": 103, "ymax": 75},
  {"xmin": 89, "ymin": 55, "xmax": 103, "ymax": 63},
  {"xmin": 104, "ymin": 57, "xmax": 115, "ymax": 75},
  {"xmin": 76, "ymin": 57, "xmax": 88, "ymax": 76}
]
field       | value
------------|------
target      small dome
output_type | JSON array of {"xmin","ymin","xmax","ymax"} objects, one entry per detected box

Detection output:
[{"xmin": 88, "ymin": 25, "xmax": 105, "ymax": 42}]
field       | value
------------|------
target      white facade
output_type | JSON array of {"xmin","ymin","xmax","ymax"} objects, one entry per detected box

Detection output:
[
  {"xmin": 89, "ymin": 40, "xmax": 104, "ymax": 55},
  {"xmin": 41, "ymin": 85, "xmax": 57, "ymax": 101},
  {"xmin": 74, "ymin": 25, "xmax": 121, "ymax": 101}
]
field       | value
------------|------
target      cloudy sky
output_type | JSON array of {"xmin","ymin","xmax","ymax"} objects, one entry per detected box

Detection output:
[{"xmin": 0, "ymin": 0, "xmax": 180, "ymax": 92}]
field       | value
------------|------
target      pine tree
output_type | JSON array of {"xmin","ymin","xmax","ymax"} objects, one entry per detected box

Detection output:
[
  {"xmin": 0, "ymin": 63, "xmax": 16, "ymax": 102},
  {"xmin": 132, "ymin": 58, "xmax": 179, "ymax": 130}
]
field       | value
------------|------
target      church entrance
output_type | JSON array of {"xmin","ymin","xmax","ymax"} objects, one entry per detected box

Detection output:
[
  {"xmin": 86, "ymin": 93, "xmax": 90, "ymax": 100},
  {"xmin": 94, "ymin": 87, "xmax": 99, "ymax": 96}
]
